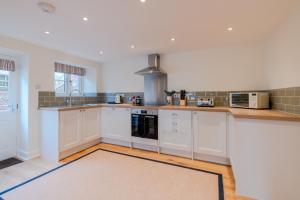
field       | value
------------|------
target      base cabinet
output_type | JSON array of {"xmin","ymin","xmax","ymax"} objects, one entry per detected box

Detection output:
[
  {"xmin": 159, "ymin": 110, "xmax": 192, "ymax": 153},
  {"xmin": 100, "ymin": 107, "xmax": 131, "ymax": 142},
  {"xmin": 192, "ymin": 111, "xmax": 227, "ymax": 158},
  {"xmin": 82, "ymin": 108, "xmax": 101, "ymax": 143},
  {"xmin": 40, "ymin": 108, "xmax": 101, "ymax": 161},
  {"xmin": 59, "ymin": 110, "xmax": 82, "ymax": 151}
]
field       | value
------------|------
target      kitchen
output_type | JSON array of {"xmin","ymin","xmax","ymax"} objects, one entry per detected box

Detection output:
[{"xmin": 0, "ymin": 1, "xmax": 300, "ymax": 200}]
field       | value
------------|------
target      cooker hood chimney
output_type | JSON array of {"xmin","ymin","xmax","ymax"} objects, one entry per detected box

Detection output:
[
  {"xmin": 135, "ymin": 54, "xmax": 167, "ymax": 106},
  {"xmin": 135, "ymin": 54, "xmax": 166, "ymax": 76}
]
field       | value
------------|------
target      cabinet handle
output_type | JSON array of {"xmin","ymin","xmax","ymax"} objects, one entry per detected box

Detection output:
[
  {"xmin": 172, "ymin": 113, "xmax": 178, "ymax": 116},
  {"xmin": 172, "ymin": 129, "xmax": 178, "ymax": 133},
  {"xmin": 172, "ymin": 122, "xmax": 178, "ymax": 126}
]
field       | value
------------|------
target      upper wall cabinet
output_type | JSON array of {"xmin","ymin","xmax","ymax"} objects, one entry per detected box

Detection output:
[
  {"xmin": 100, "ymin": 107, "xmax": 131, "ymax": 142},
  {"xmin": 192, "ymin": 111, "xmax": 227, "ymax": 158},
  {"xmin": 159, "ymin": 110, "xmax": 192, "ymax": 152}
]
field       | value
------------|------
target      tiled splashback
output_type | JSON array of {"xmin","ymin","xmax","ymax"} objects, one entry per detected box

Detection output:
[
  {"xmin": 97, "ymin": 92, "xmax": 144, "ymax": 104},
  {"xmin": 38, "ymin": 88, "xmax": 300, "ymax": 115},
  {"xmin": 173, "ymin": 91, "xmax": 229, "ymax": 107},
  {"xmin": 270, "ymin": 87, "xmax": 300, "ymax": 115},
  {"xmin": 38, "ymin": 91, "xmax": 143, "ymax": 107},
  {"xmin": 38, "ymin": 92, "xmax": 98, "ymax": 107}
]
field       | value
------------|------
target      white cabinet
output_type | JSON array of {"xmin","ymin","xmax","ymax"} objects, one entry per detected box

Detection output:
[
  {"xmin": 100, "ymin": 107, "xmax": 131, "ymax": 142},
  {"xmin": 40, "ymin": 107, "xmax": 101, "ymax": 161},
  {"xmin": 60, "ymin": 108, "xmax": 101, "ymax": 152},
  {"xmin": 60, "ymin": 110, "xmax": 82, "ymax": 151},
  {"xmin": 159, "ymin": 110, "xmax": 192, "ymax": 152},
  {"xmin": 192, "ymin": 111, "xmax": 227, "ymax": 158},
  {"xmin": 82, "ymin": 108, "xmax": 101, "ymax": 143}
]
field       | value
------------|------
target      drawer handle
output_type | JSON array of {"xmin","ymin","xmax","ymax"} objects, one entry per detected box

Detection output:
[
  {"xmin": 172, "ymin": 113, "xmax": 178, "ymax": 116},
  {"xmin": 172, "ymin": 122, "xmax": 178, "ymax": 126}
]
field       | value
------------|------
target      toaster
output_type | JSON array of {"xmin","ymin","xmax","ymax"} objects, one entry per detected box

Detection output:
[{"xmin": 197, "ymin": 97, "xmax": 215, "ymax": 107}]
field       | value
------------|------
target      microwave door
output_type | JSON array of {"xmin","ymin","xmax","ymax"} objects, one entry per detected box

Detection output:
[{"xmin": 231, "ymin": 94, "xmax": 249, "ymax": 108}]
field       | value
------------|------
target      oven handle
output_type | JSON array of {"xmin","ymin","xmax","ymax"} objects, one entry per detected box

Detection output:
[{"xmin": 145, "ymin": 116, "xmax": 155, "ymax": 119}]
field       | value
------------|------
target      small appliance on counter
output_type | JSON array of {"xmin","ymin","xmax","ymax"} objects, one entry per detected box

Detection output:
[
  {"xmin": 197, "ymin": 97, "xmax": 215, "ymax": 107},
  {"xmin": 114, "ymin": 94, "xmax": 122, "ymax": 104},
  {"xmin": 229, "ymin": 92, "xmax": 269, "ymax": 109}
]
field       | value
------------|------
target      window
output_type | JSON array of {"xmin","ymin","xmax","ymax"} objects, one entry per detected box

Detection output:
[
  {"xmin": 54, "ymin": 72, "xmax": 83, "ymax": 96},
  {"xmin": 0, "ymin": 70, "xmax": 9, "ymax": 112}
]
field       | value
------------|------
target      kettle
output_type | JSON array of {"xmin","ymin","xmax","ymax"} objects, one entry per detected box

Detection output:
[{"xmin": 115, "ymin": 95, "xmax": 122, "ymax": 104}]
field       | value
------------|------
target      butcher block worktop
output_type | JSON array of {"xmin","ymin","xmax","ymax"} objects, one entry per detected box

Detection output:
[{"xmin": 39, "ymin": 103, "xmax": 300, "ymax": 122}]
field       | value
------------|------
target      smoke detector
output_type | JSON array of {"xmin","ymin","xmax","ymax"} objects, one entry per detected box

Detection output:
[{"xmin": 37, "ymin": 2, "xmax": 56, "ymax": 14}]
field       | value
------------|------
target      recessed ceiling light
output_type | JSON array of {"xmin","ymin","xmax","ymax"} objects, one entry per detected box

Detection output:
[
  {"xmin": 171, "ymin": 38, "xmax": 176, "ymax": 42},
  {"xmin": 99, "ymin": 51, "xmax": 104, "ymax": 55},
  {"xmin": 140, "ymin": 0, "xmax": 146, "ymax": 3},
  {"xmin": 44, "ymin": 31, "xmax": 50, "ymax": 35},
  {"xmin": 130, "ymin": 45, "xmax": 135, "ymax": 49},
  {"xmin": 83, "ymin": 17, "xmax": 88, "ymax": 21},
  {"xmin": 227, "ymin": 27, "xmax": 233, "ymax": 31}
]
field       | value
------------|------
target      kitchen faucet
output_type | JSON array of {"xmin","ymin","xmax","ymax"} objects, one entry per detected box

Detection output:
[{"xmin": 67, "ymin": 88, "xmax": 80, "ymax": 107}]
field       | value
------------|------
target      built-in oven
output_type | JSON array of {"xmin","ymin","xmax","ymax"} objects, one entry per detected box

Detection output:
[{"xmin": 131, "ymin": 109, "xmax": 158, "ymax": 140}]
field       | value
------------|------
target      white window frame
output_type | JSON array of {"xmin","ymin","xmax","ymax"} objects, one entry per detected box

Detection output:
[{"xmin": 54, "ymin": 72, "xmax": 84, "ymax": 97}]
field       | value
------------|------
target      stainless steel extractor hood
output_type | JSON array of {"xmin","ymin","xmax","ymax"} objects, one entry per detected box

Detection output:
[
  {"xmin": 135, "ymin": 54, "xmax": 166, "ymax": 76},
  {"xmin": 135, "ymin": 54, "xmax": 167, "ymax": 106}
]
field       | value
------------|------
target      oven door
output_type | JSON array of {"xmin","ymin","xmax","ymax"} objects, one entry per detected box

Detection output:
[
  {"xmin": 144, "ymin": 115, "xmax": 158, "ymax": 140},
  {"xmin": 131, "ymin": 114, "xmax": 144, "ymax": 138}
]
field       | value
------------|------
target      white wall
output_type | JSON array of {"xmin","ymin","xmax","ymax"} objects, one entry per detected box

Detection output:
[
  {"xmin": 0, "ymin": 34, "xmax": 101, "ymax": 159},
  {"xmin": 99, "ymin": 43, "xmax": 266, "ymax": 92},
  {"xmin": 265, "ymin": 2, "xmax": 300, "ymax": 89}
]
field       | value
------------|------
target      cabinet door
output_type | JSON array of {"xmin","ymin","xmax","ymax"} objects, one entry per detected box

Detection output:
[
  {"xmin": 82, "ymin": 108, "xmax": 100, "ymax": 143},
  {"xmin": 100, "ymin": 107, "xmax": 131, "ymax": 141},
  {"xmin": 159, "ymin": 110, "xmax": 192, "ymax": 151},
  {"xmin": 193, "ymin": 111, "xmax": 227, "ymax": 157},
  {"xmin": 59, "ymin": 110, "xmax": 82, "ymax": 151}
]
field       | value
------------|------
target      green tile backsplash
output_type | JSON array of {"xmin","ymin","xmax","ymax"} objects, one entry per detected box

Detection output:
[
  {"xmin": 270, "ymin": 87, "xmax": 300, "ymax": 115},
  {"xmin": 38, "ymin": 87, "xmax": 300, "ymax": 116}
]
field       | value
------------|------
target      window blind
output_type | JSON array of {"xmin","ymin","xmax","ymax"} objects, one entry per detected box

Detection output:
[
  {"xmin": 54, "ymin": 62, "xmax": 86, "ymax": 76},
  {"xmin": 0, "ymin": 58, "xmax": 15, "ymax": 72}
]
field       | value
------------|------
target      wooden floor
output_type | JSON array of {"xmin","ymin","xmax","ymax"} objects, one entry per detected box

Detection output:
[{"xmin": 62, "ymin": 143, "xmax": 254, "ymax": 200}]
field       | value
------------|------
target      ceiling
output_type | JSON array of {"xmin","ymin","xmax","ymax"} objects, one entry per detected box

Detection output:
[{"xmin": 0, "ymin": 0, "xmax": 297, "ymax": 63}]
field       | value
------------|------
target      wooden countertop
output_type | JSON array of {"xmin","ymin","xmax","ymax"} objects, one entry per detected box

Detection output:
[{"xmin": 39, "ymin": 103, "xmax": 300, "ymax": 122}]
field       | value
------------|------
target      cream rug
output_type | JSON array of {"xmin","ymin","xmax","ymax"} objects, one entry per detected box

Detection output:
[{"xmin": 0, "ymin": 150, "xmax": 224, "ymax": 200}]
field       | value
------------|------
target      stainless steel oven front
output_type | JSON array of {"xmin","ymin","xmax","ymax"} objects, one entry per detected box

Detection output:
[{"xmin": 131, "ymin": 109, "xmax": 158, "ymax": 140}]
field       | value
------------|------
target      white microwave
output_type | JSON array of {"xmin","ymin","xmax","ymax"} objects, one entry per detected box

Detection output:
[{"xmin": 229, "ymin": 92, "xmax": 269, "ymax": 109}]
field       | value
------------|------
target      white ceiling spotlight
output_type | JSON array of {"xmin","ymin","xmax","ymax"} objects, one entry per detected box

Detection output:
[
  {"xmin": 130, "ymin": 45, "xmax": 135, "ymax": 49},
  {"xmin": 171, "ymin": 38, "xmax": 176, "ymax": 42},
  {"xmin": 140, "ymin": 0, "xmax": 146, "ymax": 3},
  {"xmin": 44, "ymin": 31, "xmax": 50, "ymax": 35},
  {"xmin": 99, "ymin": 51, "xmax": 104, "ymax": 55},
  {"xmin": 227, "ymin": 27, "xmax": 233, "ymax": 32},
  {"xmin": 83, "ymin": 17, "xmax": 89, "ymax": 21},
  {"xmin": 37, "ymin": 2, "xmax": 56, "ymax": 14}
]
